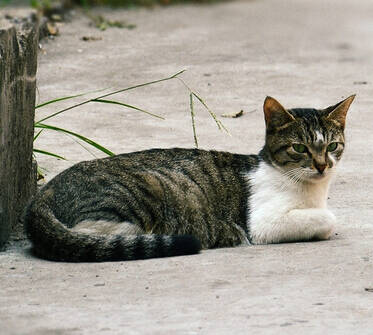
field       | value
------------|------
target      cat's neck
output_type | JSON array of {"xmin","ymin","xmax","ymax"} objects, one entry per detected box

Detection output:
[
  {"xmin": 254, "ymin": 160, "xmax": 333, "ymax": 209},
  {"xmin": 300, "ymin": 176, "xmax": 333, "ymax": 208}
]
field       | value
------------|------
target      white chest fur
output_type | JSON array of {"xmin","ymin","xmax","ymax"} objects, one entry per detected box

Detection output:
[{"xmin": 245, "ymin": 161, "xmax": 335, "ymax": 244}]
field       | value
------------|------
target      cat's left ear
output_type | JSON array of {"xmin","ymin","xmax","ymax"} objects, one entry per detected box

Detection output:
[{"xmin": 323, "ymin": 95, "xmax": 356, "ymax": 129}]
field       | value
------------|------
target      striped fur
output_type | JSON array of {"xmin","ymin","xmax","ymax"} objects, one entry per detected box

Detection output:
[
  {"xmin": 24, "ymin": 95, "xmax": 355, "ymax": 261},
  {"xmin": 25, "ymin": 149, "xmax": 256, "ymax": 261}
]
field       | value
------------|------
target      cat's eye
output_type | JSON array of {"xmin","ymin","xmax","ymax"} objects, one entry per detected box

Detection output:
[
  {"xmin": 292, "ymin": 144, "xmax": 307, "ymax": 153},
  {"xmin": 327, "ymin": 142, "xmax": 338, "ymax": 152}
]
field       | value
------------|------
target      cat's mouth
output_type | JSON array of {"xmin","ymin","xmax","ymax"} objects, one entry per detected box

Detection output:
[
  {"xmin": 311, "ymin": 173, "xmax": 326, "ymax": 180},
  {"xmin": 306, "ymin": 170, "xmax": 331, "ymax": 182}
]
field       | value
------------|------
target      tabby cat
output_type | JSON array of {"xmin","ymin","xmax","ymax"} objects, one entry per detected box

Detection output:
[{"xmin": 24, "ymin": 95, "xmax": 355, "ymax": 262}]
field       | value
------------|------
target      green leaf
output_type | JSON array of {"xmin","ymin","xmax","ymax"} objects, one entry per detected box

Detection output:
[
  {"xmin": 91, "ymin": 99, "xmax": 165, "ymax": 119},
  {"xmin": 35, "ymin": 123, "xmax": 115, "ymax": 156},
  {"xmin": 36, "ymin": 165, "xmax": 45, "ymax": 180},
  {"xmin": 33, "ymin": 148, "xmax": 66, "ymax": 160},
  {"xmin": 1, "ymin": 0, "xmax": 11, "ymax": 6},
  {"xmin": 192, "ymin": 92, "xmax": 230, "ymax": 134},
  {"xmin": 35, "ymin": 70, "xmax": 184, "ymax": 124},
  {"xmin": 189, "ymin": 93, "xmax": 198, "ymax": 148},
  {"xmin": 30, "ymin": 0, "xmax": 40, "ymax": 9},
  {"xmin": 96, "ymin": 70, "xmax": 186, "ymax": 100},
  {"xmin": 33, "ymin": 129, "xmax": 43, "ymax": 141},
  {"xmin": 35, "ymin": 88, "xmax": 108, "ymax": 110},
  {"xmin": 175, "ymin": 75, "xmax": 230, "ymax": 135}
]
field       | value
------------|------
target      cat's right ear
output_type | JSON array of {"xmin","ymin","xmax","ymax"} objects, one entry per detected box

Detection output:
[{"xmin": 263, "ymin": 96, "xmax": 295, "ymax": 131}]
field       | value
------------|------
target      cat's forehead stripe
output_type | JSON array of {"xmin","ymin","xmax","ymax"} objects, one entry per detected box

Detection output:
[
  {"xmin": 315, "ymin": 130, "xmax": 324, "ymax": 143},
  {"xmin": 287, "ymin": 108, "xmax": 333, "ymax": 144}
]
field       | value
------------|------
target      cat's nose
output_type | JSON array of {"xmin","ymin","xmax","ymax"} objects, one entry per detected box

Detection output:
[{"xmin": 315, "ymin": 163, "xmax": 327, "ymax": 174}]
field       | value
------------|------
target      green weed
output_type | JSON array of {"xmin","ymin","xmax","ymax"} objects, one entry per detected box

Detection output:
[{"xmin": 34, "ymin": 71, "xmax": 228, "ymax": 176}]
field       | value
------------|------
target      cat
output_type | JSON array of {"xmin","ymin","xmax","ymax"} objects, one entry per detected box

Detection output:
[{"xmin": 24, "ymin": 95, "xmax": 355, "ymax": 262}]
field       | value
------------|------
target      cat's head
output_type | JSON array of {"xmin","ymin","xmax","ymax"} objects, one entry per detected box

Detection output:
[{"xmin": 262, "ymin": 95, "xmax": 355, "ymax": 183}]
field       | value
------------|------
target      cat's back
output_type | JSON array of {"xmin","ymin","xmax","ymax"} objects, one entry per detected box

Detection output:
[
  {"xmin": 50, "ymin": 147, "xmax": 258, "ymax": 184},
  {"xmin": 100, "ymin": 147, "xmax": 257, "ymax": 172},
  {"xmin": 33, "ymin": 148, "xmax": 259, "ymax": 227}
]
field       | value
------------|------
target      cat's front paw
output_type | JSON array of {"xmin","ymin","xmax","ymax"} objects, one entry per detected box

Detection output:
[
  {"xmin": 315, "ymin": 223, "xmax": 335, "ymax": 240},
  {"xmin": 314, "ymin": 211, "xmax": 336, "ymax": 240}
]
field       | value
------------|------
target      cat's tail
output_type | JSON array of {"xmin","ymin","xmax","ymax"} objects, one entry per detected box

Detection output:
[{"xmin": 24, "ymin": 201, "xmax": 202, "ymax": 262}]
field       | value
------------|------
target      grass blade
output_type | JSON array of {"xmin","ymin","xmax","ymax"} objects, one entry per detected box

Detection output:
[
  {"xmin": 65, "ymin": 133, "xmax": 99, "ymax": 158},
  {"xmin": 35, "ymin": 88, "xmax": 108, "ymax": 109},
  {"xmin": 35, "ymin": 123, "xmax": 115, "ymax": 156},
  {"xmin": 176, "ymin": 76, "xmax": 230, "ymax": 135},
  {"xmin": 36, "ymin": 94, "xmax": 87, "ymax": 110},
  {"xmin": 36, "ymin": 70, "xmax": 185, "ymax": 124},
  {"xmin": 36, "ymin": 100, "xmax": 93, "ymax": 124},
  {"xmin": 36, "ymin": 165, "xmax": 45, "ymax": 180},
  {"xmin": 192, "ymin": 92, "xmax": 230, "ymax": 134},
  {"xmin": 189, "ymin": 93, "xmax": 198, "ymax": 148},
  {"xmin": 91, "ymin": 99, "xmax": 165, "ymax": 119},
  {"xmin": 33, "ymin": 149, "xmax": 66, "ymax": 160},
  {"xmin": 33, "ymin": 129, "xmax": 43, "ymax": 141},
  {"xmin": 96, "ymin": 69, "xmax": 186, "ymax": 99}
]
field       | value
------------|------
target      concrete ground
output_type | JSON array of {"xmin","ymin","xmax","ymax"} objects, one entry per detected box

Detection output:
[{"xmin": 1, "ymin": 0, "xmax": 373, "ymax": 333}]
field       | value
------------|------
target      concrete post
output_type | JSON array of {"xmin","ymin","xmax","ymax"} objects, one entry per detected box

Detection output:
[{"xmin": 0, "ymin": 12, "xmax": 38, "ymax": 248}]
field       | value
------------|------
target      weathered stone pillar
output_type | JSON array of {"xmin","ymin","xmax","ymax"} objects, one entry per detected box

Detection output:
[{"xmin": 0, "ymin": 12, "xmax": 38, "ymax": 248}]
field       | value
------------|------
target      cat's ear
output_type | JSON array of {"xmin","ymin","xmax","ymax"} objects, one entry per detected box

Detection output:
[
  {"xmin": 323, "ymin": 95, "xmax": 356, "ymax": 129},
  {"xmin": 263, "ymin": 96, "xmax": 295, "ymax": 130}
]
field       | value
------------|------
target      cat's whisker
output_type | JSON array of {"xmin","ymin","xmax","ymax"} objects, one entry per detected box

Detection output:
[
  {"xmin": 282, "ymin": 169, "xmax": 299, "ymax": 181},
  {"xmin": 278, "ymin": 167, "xmax": 305, "ymax": 191},
  {"xmin": 283, "ymin": 168, "xmax": 311, "ymax": 191}
]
